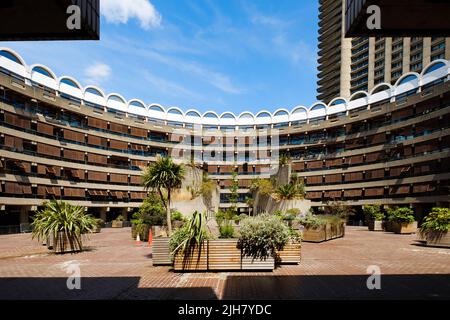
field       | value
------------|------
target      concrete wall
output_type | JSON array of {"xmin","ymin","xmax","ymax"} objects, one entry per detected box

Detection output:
[{"xmin": 171, "ymin": 165, "xmax": 220, "ymax": 217}]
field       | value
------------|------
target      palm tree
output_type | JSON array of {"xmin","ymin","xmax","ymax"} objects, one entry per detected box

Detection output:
[
  {"xmin": 142, "ymin": 157, "xmax": 185, "ymax": 235},
  {"xmin": 31, "ymin": 200, "xmax": 98, "ymax": 253}
]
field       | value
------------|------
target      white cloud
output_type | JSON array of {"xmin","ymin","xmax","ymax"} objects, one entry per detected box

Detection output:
[
  {"xmin": 84, "ymin": 63, "xmax": 112, "ymax": 84},
  {"xmin": 101, "ymin": 0, "xmax": 162, "ymax": 30}
]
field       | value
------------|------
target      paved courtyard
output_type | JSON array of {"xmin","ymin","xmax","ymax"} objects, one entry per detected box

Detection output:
[{"xmin": 0, "ymin": 226, "xmax": 449, "ymax": 300}]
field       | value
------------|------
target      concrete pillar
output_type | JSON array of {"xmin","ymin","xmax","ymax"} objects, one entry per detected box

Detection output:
[
  {"xmin": 19, "ymin": 206, "xmax": 30, "ymax": 224},
  {"xmin": 121, "ymin": 208, "xmax": 129, "ymax": 221},
  {"xmin": 99, "ymin": 207, "xmax": 107, "ymax": 222}
]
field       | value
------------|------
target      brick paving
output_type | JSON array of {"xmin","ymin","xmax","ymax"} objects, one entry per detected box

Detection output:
[{"xmin": 0, "ymin": 227, "xmax": 449, "ymax": 300}]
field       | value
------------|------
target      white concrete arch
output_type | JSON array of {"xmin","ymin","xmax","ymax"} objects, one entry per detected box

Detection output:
[
  {"xmin": 327, "ymin": 98, "xmax": 347, "ymax": 115},
  {"xmin": 128, "ymin": 99, "xmax": 148, "ymax": 117},
  {"xmin": 202, "ymin": 111, "xmax": 220, "ymax": 125},
  {"xmin": 369, "ymin": 83, "xmax": 393, "ymax": 104},
  {"xmin": 420, "ymin": 59, "xmax": 450, "ymax": 87},
  {"xmin": 0, "ymin": 47, "xmax": 28, "ymax": 79},
  {"xmin": 58, "ymin": 76, "xmax": 83, "ymax": 100},
  {"xmin": 273, "ymin": 108, "xmax": 290, "ymax": 123},
  {"xmin": 185, "ymin": 109, "xmax": 203, "ymax": 125},
  {"xmin": 394, "ymin": 72, "xmax": 420, "ymax": 96},
  {"xmin": 166, "ymin": 107, "xmax": 185, "ymax": 122},
  {"xmin": 255, "ymin": 110, "xmax": 272, "ymax": 125},
  {"xmin": 290, "ymin": 106, "xmax": 308, "ymax": 122},
  {"xmin": 148, "ymin": 104, "xmax": 166, "ymax": 120},
  {"xmin": 106, "ymin": 93, "xmax": 127, "ymax": 113},
  {"xmin": 347, "ymin": 91, "xmax": 369, "ymax": 111},
  {"xmin": 219, "ymin": 112, "xmax": 237, "ymax": 126},
  {"xmin": 308, "ymin": 102, "xmax": 327, "ymax": 119},
  {"xmin": 83, "ymin": 85, "xmax": 106, "ymax": 107},
  {"xmin": 29, "ymin": 64, "xmax": 58, "ymax": 90}
]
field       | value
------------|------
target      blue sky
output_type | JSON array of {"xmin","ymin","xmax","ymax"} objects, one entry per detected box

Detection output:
[{"xmin": 4, "ymin": 0, "xmax": 319, "ymax": 115}]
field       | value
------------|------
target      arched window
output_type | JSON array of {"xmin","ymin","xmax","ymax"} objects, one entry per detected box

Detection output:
[
  {"xmin": 204, "ymin": 112, "xmax": 218, "ymax": 118},
  {"xmin": 149, "ymin": 105, "xmax": 165, "ymax": 112},
  {"xmin": 372, "ymin": 84, "xmax": 390, "ymax": 94},
  {"xmin": 423, "ymin": 62, "xmax": 446, "ymax": 75},
  {"xmin": 186, "ymin": 111, "xmax": 201, "ymax": 117},
  {"xmin": 221, "ymin": 113, "xmax": 235, "ymax": 119},
  {"xmin": 32, "ymin": 66, "xmax": 53, "ymax": 78},
  {"xmin": 85, "ymin": 87, "xmax": 103, "ymax": 97},
  {"xmin": 60, "ymin": 78, "xmax": 80, "ymax": 88},
  {"xmin": 0, "ymin": 50, "xmax": 22, "ymax": 64},
  {"xmin": 330, "ymin": 99, "xmax": 346, "ymax": 106},
  {"xmin": 168, "ymin": 108, "xmax": 183, "ymax": 115},
  {"xmin": 397, "ymin": 74, "xmax": 418, "ymax": 86},
  {"xmin": 129, "ymin": 101, "xmax": 145, "ymax": 108}
]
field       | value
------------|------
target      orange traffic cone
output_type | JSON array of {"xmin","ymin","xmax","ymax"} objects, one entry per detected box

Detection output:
[
  {"xmin": 135, "ymin": 233, "xmax": 141, "ymax": 246},
  {"xmin": 148, "ymin": 228, "xmax": 153, "ymax": 246}
]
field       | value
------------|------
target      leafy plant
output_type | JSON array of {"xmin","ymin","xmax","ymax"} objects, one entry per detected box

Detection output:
[
  {"xmin": 169, "ymin": 211, "xmax": 211, "ymax": 255},
  {"xmin": 114, "ymin": 214, "xmax": 125, "ymax": 222},
  {"xmin": 279, "ymin": 153, "xmax": 291, "ymax": 165},
  {"xmin": 420, "ymin": 207, "xmax": 450, "ymax": 233},
  {"xmin": 274, "ymin": 182, "xmax": 305, "ymax": 200},
  {"xmin": 249, "ymin": 178, "xmax": 274, "ymax": 195},
  {"xmin": 142, "ymin": 156, "xmax": 185, "ymax": 235},
  {"xmin": 324, "ymin": 201, "xmax": 355, "ymax": 219},
  {"xmin": 171, "ymin": 211, "xmax": 184, "ymax": 222},
  {"xmin": 133, "ymin": 193, "xmax": 166, "ymax": 226},
  {"xmin": 298, "ymin": 214, "xmax": 326, "ymax": 229},
  {"xmin": 238, "ymin": 214, "xmax": 290, "ymax": 259},
  {"xmin": 386, "ymin": 207, "xmax": 415, "ymax": 223},
  {"xmin": 363, "ymin": 205, "xmax": 385, "ymax": 221},
  {"xmin": 219, "ymin": 223, "xmax": 235, "ymax": 239},
  {"xmin": 31, "ymin": 201, "xmax": 98, "ymax": 252}
]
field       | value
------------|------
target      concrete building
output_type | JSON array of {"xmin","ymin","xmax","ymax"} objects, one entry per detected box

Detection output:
[
  {"xmin": 1, "ymin": 47, "xmax": 450, "ymax": 232},
  {"xmin": 317, "ymin": 0, "xmax": 450, "ymax": 103}
]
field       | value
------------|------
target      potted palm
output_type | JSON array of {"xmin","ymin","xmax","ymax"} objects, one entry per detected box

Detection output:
[
  {"xmin": 420, "ymin": 208, "xmax": 450, "ymax": 247},
  {"xmin": 112, "ymin": 214, "xmax": 125, "ymax": 228},
  {"xmin": 363, "ymin": 205, "xmax": 385, "ymax": 231},
  {"xmin": 31, "ymin": 200, "xmax": 98, "ymax": 254},
  {"xmin": 142, "ymin": 156, "xmax": 185, "ymax": 236},
  {"xmin": 387, "ymin": 207, "xmax": 417, "ymax": 234}
]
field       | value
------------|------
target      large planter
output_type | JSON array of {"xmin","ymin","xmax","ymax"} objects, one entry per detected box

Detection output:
[
  {"xmin": 53, "ymin": 232, "xmax": 82, "ymax": 254},
  {"xmin": 241, "ymin": 255, "xmax": 275, "ymax": 271},
  {"xmin": 392, "ymin": 221, "xmax": 417, "ymax": 234},
  {"xmin": 368, "ymin": 220, "xmax": 383, "ymax": 231},
  {"xmin": 275, "ymin": 241, "xmax": 301, "ymax": 264},
  {"xmin": 208, "ymin": 239, "xmax": 241, "ymax": 271},
  {"xmin": 425, "ymin": 231, "xmax": 450, "ymax": 248},
  {"xmin": 303, "ymin": 223, "xmax": 345, "ymax": 242},
  {"xmin": 174, "ymin": 243, "xmax": 208, "ymax": 271},
  {"xmin": 384, "ymin": 220, "xmax": 394, "ymax": 232},
  {"xmin": 152, "ymin": 237, "xmax": 172, "ymax": 266},
  {"xmin": 112, "ymin": 221, "xmax": 124, "ymax": 228},
  {"xmin": 131, "ymin": 224, "xmax": 150, "ymax": 241}
]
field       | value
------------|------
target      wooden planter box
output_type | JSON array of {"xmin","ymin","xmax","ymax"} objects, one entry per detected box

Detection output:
[
  {"xmin": 368, "ymin": 220, "xmax": 383, "ymax": 231},
  {"xmin": 131, "ymin": 224, "xmax": 150, "ymax": 241},
  {"xmin": 152, "ymin": 237, "xmax": 172, "ymax": 266},
  {"xmin": 303, "ymin": 223, "xmax": 345, "ymax": 242},
  {"xmin": 174, "ymin": 243, "xmax": 208, "ymax": 271},
  {"xmin": 241, "ymin": 255, "xmax": 275, "ymax": 270},
  {"xmin": 53, "ymin": 232, "xmax": 82, "ymax": 254},
  {"xmin": 275, "ymin": 241, "xmax": 301, "ymax": 264},
  {"xmin": 392, "ymin": 221, "xmax": 417, "ymax": 234},
  {"xmin": 112, "ymin": 221, "xmax": 124, "ymax": 228},
  {"xmin": 171, "ymin": 239, "xmax": 276, "ymax": 271},
  {"xmin": 208, "ymin": 239, "xmax": 241, "ymax": 271},
  {"xmin": 425, "ymin": 231, "xmax": 450, "ymax": 248}
]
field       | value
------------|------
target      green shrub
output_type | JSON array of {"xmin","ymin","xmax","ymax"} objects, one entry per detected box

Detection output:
[
  {"xmin": 134, "ymin": 193, "xmax": 166, "ymax": 225},
  {"xmin": 171, "ymin": 211, "xmax": 184, "ymax": 222},
  {"xmin": 363, "ymin": 205, "xmax": 385, "ymax": 221},
  {"xmin": 114, "ymin": 214, "xmax": 125, "ymax": 222},
  {"xmin": 298, "ymin": 214, "xmax": 326, "ymax": 229},
  {"xmin": 238, "ymin": 214, "xmax": 290, "ymax": 259},
  {"xmin": 420, "ymin": 207, "xmax": 450, "ymax": 233},
  {"xmin": 219, "ymin": 223, "xmax": 235, "ymax": 238},
  {"xmin": 387, "ymin": 207, "xmax": 415, "ymax": 223}
]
